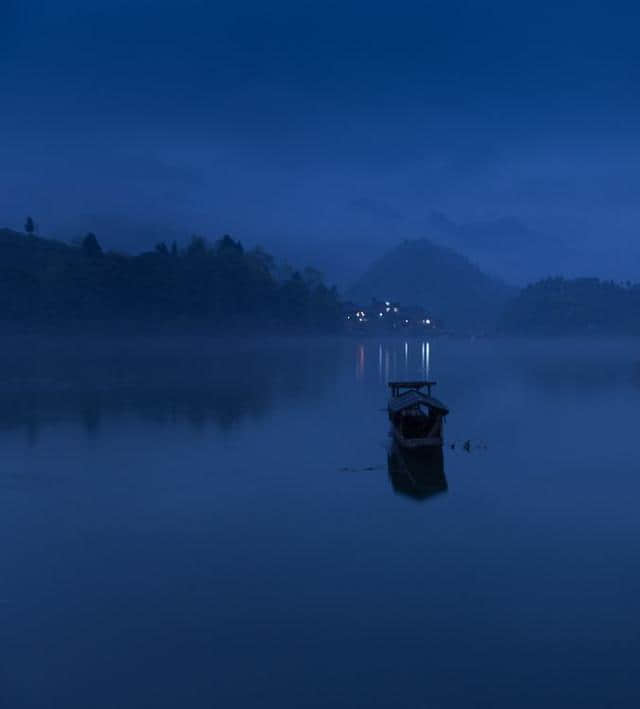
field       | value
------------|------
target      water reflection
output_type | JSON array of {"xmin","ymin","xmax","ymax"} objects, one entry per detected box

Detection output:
[
  {"xmin": 421, "ymin": 341, "xmax": 430, "ymax": 379},
  {"xmin": 356, "ymin": 343, "xmax": 365, "ymax": 379},
  {"xmin": 357, "ymin": 339, "xmax": 433, "ymax": 383},
  {"xmin": 0, "ymin": 337, "xmax": 340, "ymax": 441},
  {"xmin": 386, "ymin": 442, "xmax": 447, "ymax": 501}
]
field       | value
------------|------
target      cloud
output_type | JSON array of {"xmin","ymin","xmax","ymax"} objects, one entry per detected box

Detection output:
[
  {"xmin": 425, "ymin": 212, "xmax": 577, "ymax": 285},
  {"xmin": 349, "ymin": 198, "xmax": 403, "ymax": 222}
]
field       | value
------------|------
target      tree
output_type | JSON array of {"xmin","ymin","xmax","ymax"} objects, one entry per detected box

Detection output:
[
  {"xmin": 0, "ymin": 228, "xmax": 342, "ymax": 330},
  {"xmin": 81, "ymin": 232, "xmax": 103, "ymax": 258},
  {"xmin": 303, "ymin": 266, "xmax": 323, "ymax": 288},
  {"xmin": 186, "ymin": 235, "xmax": 207, "ymax": 257},
  {"xmin": 217, "ymin": 234, "xmax": 243, "ymax": 255},
  {"xmin": 24, "ymin": 217, "xmax": 35, "ymax": 236}
]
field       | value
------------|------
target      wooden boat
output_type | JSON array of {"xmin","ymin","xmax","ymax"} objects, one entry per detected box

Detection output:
[
  {"xmin": 387, "ymin": 380, "xmax": 449, "ymax": 449},
  {"xmin": 387, "ymin": 442, "xmax": 447, "ymax": 500}
]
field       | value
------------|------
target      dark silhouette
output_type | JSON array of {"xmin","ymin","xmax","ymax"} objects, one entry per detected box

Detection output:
[
  {"xmin": 501, "ymin": 277, "xmax": 640, "ymax": 335},
  {"xmin": 81, "ymin": 233, "xmax": 103, "ymax": 258},
  {"xmin": 386, "ymin": 443, "xmax": 447, "ymax": 501},
  {"xmin": 349, "ymin": 238, "xmax": 515, "ymax": 332},
  {"xmin": 24, "ymin": 217, "xmax": 35, "ymax": 236},
  {"xmin": 0, "ymin": 228, "xmax": 342, "ymax": 332}
]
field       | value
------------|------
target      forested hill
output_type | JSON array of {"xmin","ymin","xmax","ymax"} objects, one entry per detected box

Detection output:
[
  {"xmin": 349, "ymin": 238, "xmax": 514, "ymax": 331},
  {"xmin": 500, "ymin": 277, "xmax": 640, "ymax": 335},
  {"xmin": 0, "ymin": 229, "xmax": 341, "ymax": 331}
]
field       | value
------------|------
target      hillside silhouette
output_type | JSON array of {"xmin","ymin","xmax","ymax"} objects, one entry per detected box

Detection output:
[
  {"xmin": 349, "ymin": 238, "xmax": 514, "ymax": 330},
  {"xmin": 0, "ymin": 228, "xmax": 341, "ymax": 332},
  {"xmin": 501, "ymin": 277, "xmax": 640, "ymax": 335}
]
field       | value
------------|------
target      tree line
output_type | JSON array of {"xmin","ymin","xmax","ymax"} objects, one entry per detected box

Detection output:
[
  {"xmin": 500, "ymin": 277, "xmax": 640, "ymax": 335},
  {"xmin": 0, "ymin": 228, "xmax": 342, "ymax": 332}
]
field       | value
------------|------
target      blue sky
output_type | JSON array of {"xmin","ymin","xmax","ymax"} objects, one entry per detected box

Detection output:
[{"xmin": 2, "ymin": 0, "xmax": 640, "ymax": 285}]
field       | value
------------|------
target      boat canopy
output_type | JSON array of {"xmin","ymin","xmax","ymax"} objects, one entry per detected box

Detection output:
[
  {"xmin": 388, "ymin": 380, "xmax": 437, "ymax": 396},
  {"xmin": 388, "ymin": 389, "xmax": 449, "ymax": 415}
]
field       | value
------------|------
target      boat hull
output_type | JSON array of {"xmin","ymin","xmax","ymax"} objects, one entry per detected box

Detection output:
[{"xmin": 391, "ymin": 426, "xmax": 443, "ymax": 449}]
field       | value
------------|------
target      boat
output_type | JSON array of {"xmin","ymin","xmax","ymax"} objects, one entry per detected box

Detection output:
[
  {"xmin": 387, "ymin": 380, "xmax": 449, "ymax": 449},
  {"xmin": 387, "ymin": 442, "xmax": 447, "ymax": 500}
]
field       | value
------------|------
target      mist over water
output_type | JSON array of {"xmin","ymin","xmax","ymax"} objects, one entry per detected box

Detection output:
[
  {"xmin": 4, "ymin": 2, "xmax": 640, "ymax": 706},
  {"xmin": 2, "ymin": 335, "xmax": 640, "ymax": 708},
  {"xmin": 5, "ymin": 2, "xmax": 640, "ymax": 285}
]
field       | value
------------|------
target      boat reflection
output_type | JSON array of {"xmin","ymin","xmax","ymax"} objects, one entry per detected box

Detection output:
[{"xmin": 386, "ymin": 442, "xmax": 447, "ymax": 501}]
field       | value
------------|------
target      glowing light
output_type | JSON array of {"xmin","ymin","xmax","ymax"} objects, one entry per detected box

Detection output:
[
  {"xmin": 426, "ymin": 341, "xmax": 430, "ymax": 378},
  {"xmin": 356, "ymin": 345, "xmax": 365, "ymax": 379}
]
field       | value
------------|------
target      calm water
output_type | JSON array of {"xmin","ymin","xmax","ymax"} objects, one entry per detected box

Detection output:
[{"xmin": 2, "ymin": 335, "xmax": 640, "ymax": 708}]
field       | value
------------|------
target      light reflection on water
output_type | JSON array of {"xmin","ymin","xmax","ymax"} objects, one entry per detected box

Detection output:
[
  {"xmin": 357, "ymin": 339, "xmax": 433, "ymax": 384},
  {"xmin": 2, "ymin": 336, "xmax": 640, "ymax": 708}
]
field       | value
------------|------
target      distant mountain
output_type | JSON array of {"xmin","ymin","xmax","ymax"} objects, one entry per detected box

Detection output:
[
  {"xmin": 426, "ymin": 212, "xmax": 575, "ymax": 286},
  {"xmin": 348, "ymin": 238, "xmax": 515, "ymax": 331},
  {"xmin": 500, "ymin": 277, "xmax": 640, "ymax": 335}
]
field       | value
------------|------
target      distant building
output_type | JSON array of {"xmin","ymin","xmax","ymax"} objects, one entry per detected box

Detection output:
[{"xmin": 343, "ymin": 298, "xmax": 440, "ymax": 332}]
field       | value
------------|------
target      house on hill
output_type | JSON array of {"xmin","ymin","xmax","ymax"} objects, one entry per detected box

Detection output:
[{"xmin": 343, "ymin": 298, "xmax": 440, "ymax": 332}]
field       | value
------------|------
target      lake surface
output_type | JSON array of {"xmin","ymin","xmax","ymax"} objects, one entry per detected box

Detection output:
[{"xmin": 2, "ymin": 335, "xmax": 640, "ymax": 708}]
